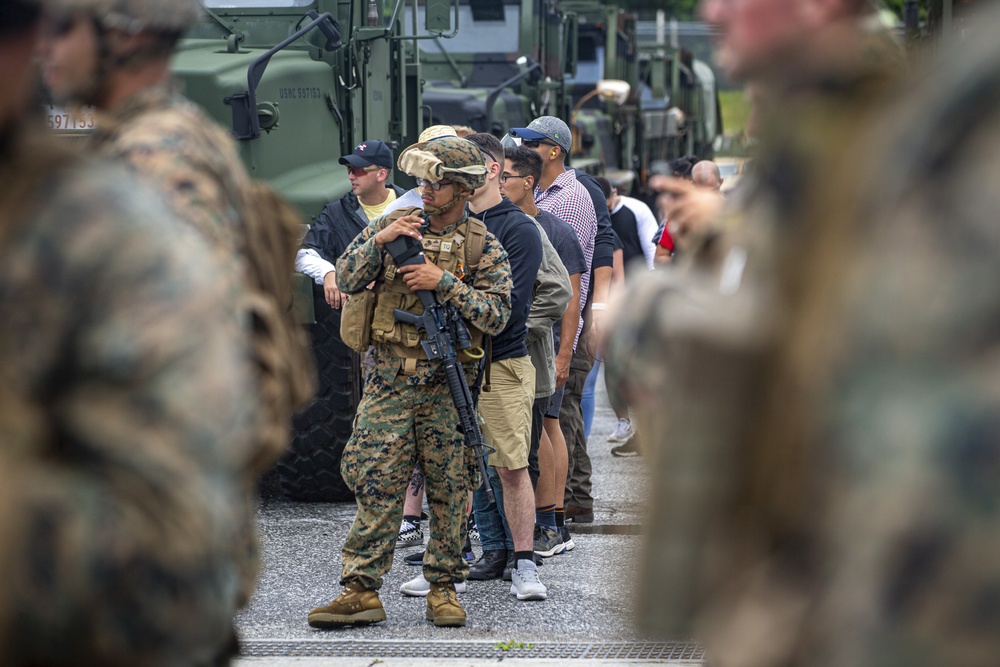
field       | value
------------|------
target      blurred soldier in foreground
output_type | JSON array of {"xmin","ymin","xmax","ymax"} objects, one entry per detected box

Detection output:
[
  {"xmin": 0, "ymin": 1, "xmax": 257, "ymax": 664},
  {"xmin": 39, "ymin": 0, "xmax": 315, "ymax": 604},
  {"xmin": 308, "ymin": 137, "xmax": 511, "ymax": 628},
  {"xmin": 604, "ymin": 0, "xmax": 912, "ymax": 664}
]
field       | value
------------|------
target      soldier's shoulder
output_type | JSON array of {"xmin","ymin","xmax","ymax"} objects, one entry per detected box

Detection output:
[
  {"xmin": 479, "ymin": 229, "xmax": 509, "ymax": 264},
  {"xmin": 114, "ymin": 96, "xmax": 241, "ymax": 161},
  {"xmin": 37, "ymin": 158, "xmax": 215, "ymax": 270}
]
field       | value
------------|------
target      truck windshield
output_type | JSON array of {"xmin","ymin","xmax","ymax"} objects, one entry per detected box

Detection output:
[
  {"xmin": 204, "ymin": 0, "xmax": 313, "ymax": 8},
  {"xmin": 404, "ymin": 3, "xmax": 520, "ymax": 53}
]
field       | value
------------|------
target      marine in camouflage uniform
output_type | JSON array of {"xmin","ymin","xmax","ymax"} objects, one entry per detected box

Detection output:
[
  {"xmin": 602, "ymin": 2, "xmax": 918, "ymax": 665},
  {"xmin": 39, "ymin": 0, "xmax": 313, "ymax": 605},
  {"xmin": 0, "ymin": 30, "xmax": 257, "ymax": 663},
  {"xmin": 309, "ymin": 137, "xmax": 511, "ymax": 628}
]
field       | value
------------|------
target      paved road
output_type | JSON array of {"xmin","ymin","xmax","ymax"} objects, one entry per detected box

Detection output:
[{"xmin": 235, "ymin": 365, "xmax": 701, "ymax": 665}]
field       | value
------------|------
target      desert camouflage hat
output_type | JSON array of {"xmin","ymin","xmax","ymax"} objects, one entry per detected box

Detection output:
[
  {"xmin": 397, "ymin": 137, "xmax": 487, "ymax": 192},
  {"xmin": 44, "ymin": 0, "xmax": 203, "ymax": 32},
  {"xmin": 417, "ymin": 125, "xmax": 458, "ymax": 143}
]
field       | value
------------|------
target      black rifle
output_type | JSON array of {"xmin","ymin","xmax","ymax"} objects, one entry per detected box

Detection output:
[{"xmin": 384, "ymin": 233, "xmax": 496, "ymax": 504}]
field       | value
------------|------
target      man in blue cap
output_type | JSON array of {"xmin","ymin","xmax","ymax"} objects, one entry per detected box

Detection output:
[{"xmin": 296, "ymin": 139, "xmax": 405, "ymax": 310}]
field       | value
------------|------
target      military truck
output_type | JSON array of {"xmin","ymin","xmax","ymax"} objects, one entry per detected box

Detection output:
[
  {"xmin": 408, "ymin": 0, "xmax": 720, "ymax": 195},
  {"xmin": 562, "ymin": 3, "xmax": 720, "ymax": 190},
  {"xmin": 406, "ymin": 0, "xmax": 572, "ymax": 134}
]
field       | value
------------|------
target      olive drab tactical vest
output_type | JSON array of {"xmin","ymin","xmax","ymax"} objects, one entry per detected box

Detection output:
[{"xmin": 353, "ymin": 207, "xmax": 486, "ymax": 364}]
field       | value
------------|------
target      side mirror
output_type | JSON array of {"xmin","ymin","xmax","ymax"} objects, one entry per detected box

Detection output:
[{"xmin": 426, "ymin": 0, "xmax": 451, "ymax": 34}]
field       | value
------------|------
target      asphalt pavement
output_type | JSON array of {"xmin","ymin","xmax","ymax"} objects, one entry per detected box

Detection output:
[{"xmin": 235, "ymin": 364, "xmax": 703, "ymax": 666}]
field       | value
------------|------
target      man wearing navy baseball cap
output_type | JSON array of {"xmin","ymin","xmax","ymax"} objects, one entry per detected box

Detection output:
[
  {"xmin": 296, "ymin": 139, "xmax": 405, "ymax": 310},
  {"xmin": 338, "ymin": 139, "xmax": 395, "ymax": 170}
]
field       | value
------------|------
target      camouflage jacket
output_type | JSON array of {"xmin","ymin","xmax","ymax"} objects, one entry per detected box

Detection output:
[
  {"xmin": 0, "ymin": 124, "xmax": 256, "ymax": 667},
  {"xmin": 86, "ymin": 81, "xmax": 252, "ymax": 277},
  {"xmin": 336, "ymin": 213, "xmax": 512, "ymax": 385},
  {"xmin": 86, "ymin": 80, "xmax": 315, "ymax": 479}
]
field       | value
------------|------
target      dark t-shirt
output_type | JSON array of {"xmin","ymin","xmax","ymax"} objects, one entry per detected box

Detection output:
[
  {"xmin": 534, "ymin": 208, "xmax": 586, "ymax": 351},
  {"xmin": 611, "ymin": 205, "xmax": 645, "ymax": 267}
]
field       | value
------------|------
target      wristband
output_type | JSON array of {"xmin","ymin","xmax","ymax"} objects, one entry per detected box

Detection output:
[{"xmin": 591, "ymin": 303, "xmax": 608, "ymax": 311}]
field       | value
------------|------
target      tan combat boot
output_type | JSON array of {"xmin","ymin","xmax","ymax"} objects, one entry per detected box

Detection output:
[
  {"xmin": 308, "ymin": 581, "xmax": 386, "ymax": 628},
  {"xmin": 425, "ymin": 582, "xmax": 467, "ymax": 627}
]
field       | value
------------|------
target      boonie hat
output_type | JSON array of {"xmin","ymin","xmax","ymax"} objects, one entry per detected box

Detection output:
[
  {"xmin": 397, "ymin": 137, "xmax": 487, "ymax": 191},
  {"xmin": 417, "ymin": 125, "xmax": 458, "ymax": 143},
  {"xmin": 339, "ymin": 139, "xmax": 394, "ymax": 169},
  {"xmin": 509, "ymin": 116, "xmax": 572, "ymax": 155}
]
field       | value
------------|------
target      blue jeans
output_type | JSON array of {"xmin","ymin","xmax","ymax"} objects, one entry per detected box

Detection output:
[
  {"xmin": 582, "ymin": 358, "xmax": 601, "ymax": 440},
  {"xmin": 472, "ymin": 466, "xmax": 513, "ymax": 552}
]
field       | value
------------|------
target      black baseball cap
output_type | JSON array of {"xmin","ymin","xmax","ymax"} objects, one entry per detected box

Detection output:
[{"xmin": 339, "ymin": 139, "xmax": 393, "ymax": 169}]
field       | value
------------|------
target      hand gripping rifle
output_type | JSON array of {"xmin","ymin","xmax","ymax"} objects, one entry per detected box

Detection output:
[{"xmin": 384, "ymin": 232, "xmax": 496, "ymax": 504}]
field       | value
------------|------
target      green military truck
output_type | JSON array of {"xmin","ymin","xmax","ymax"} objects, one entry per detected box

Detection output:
[{"xmin": 562, "ymin": 3, "xmax": 720, "ymax": 188}]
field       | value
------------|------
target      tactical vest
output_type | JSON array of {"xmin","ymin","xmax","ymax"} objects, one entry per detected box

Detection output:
[{"xmin": 369, "ymin": 209, "xmax": 486, "ymax": 364}]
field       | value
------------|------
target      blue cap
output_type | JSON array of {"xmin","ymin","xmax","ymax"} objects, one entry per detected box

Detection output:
[{"xmin": 509, "ymin": 116, "xmax": 572, "ymax": 154}]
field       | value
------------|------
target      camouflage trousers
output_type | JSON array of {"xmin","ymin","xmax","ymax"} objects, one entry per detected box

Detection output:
[{"xmin": 340, "ymin": 370, "xmax": 475, "ymax": 590}]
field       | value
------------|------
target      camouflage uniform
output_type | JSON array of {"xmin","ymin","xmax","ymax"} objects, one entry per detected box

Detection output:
[
  {"xmin": 0, "ymin": 124, "xmax": 256, "ymax": 666},
  {"xmin": 604, "ymin": 25, "xmax": 910, "ymax": 667},
  {"xmin": 85, "ymin": 81, "xmax": 296, "ymax": 603},
  {"xmin": 795, "ymin": 14, "xmax": 1000, "ymax": 666},
  {"xmin": 334, "ymin": 212, "xmax": 511, "ymax": 589},
  {"xmin": 87, "ymin": 82, "xmax": 252, "ymax": 280}
]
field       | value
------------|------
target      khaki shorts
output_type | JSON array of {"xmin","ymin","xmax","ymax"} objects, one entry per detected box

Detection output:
[{"xmin": 478, "ymin": 356, "xmax": 535, "ymax": 470}]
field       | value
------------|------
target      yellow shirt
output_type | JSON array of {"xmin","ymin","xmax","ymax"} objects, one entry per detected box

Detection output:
[{"xmin": 360, "ymin": 188, "xmax": 397, "ymax": 222}]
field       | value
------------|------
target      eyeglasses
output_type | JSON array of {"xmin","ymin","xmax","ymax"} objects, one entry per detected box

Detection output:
[
  {"xmin": 346, "ymin": 165, "xmax": 382, "ymax": 177},
  {"xmin": 522, "ymin": 139, "xmax": 557, "ymax": 149},
  {"xmin": 416, "ymin": 178, "xmax": 453, "ymax": 192},
  {"xmin": 500, "ymin": 173, "xmax": 529, "ymax": 185}
]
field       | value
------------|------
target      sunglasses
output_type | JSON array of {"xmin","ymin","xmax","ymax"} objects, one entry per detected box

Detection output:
[
  {"xmin": 346, "ymin": 165, "xmax": 381, "ymax": 177},
  {"xmin": 416, "ymin": 178, "xmax": 454, "ymax": 192},
  {"xmin": 522, "ymin": 139, "xmax": 558, "ymax": 149}
]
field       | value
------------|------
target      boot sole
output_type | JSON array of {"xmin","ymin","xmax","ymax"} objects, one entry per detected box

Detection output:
[
  {"xmin": 425, "ymin": 608, "xmax": 467, "ymax": 627},
  {"xmin": 307, "ymin": 609, "xmax": 387, "ymax": 628},
  {"xmin": 467, "ymin": 569, "xmax": 504, "ymax": 580},
  {"xmin": 533, "ymin": 542, "xmax": 565, "ymax": 558}
]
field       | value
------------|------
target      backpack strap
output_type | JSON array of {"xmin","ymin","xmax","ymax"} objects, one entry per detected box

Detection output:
[{"xmin": 463, "ymin": 216, "xmax": 487, "ymax": 274}]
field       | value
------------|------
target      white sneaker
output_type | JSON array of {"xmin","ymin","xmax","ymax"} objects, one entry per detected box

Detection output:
[
  {"xmin": 510, "ymin": 561, "xmax": 547, "ymax": 601},
  {"xmin": 400, "ymin": 574, "xmax": 467, "ymax": 597},
  {"xmin": 607, "ymin": 418, "xmax": 635, "ymax": 443}
]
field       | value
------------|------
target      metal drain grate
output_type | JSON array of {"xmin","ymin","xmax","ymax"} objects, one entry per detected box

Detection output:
[{"xmin": 242, "ymin": 639, "xmax": 703, "ymax": 661}]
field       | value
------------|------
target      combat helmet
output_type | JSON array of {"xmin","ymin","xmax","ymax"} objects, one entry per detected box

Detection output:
[
  {"xmin": 44, "ymin": 0, "xmax": 202, "ymax": 33},
  {"xmin": 398, "ymin": 136, "xmax": 487, "ymax": 192},
  {"xmin": 397, "ymin": 137, "xmax": 487, "ymax": 215}
]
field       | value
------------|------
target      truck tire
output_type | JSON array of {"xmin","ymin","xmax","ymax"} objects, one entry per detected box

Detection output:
[{"xmin": 276, "ymin": 283, "xmax": 361, "ymax": 502}]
